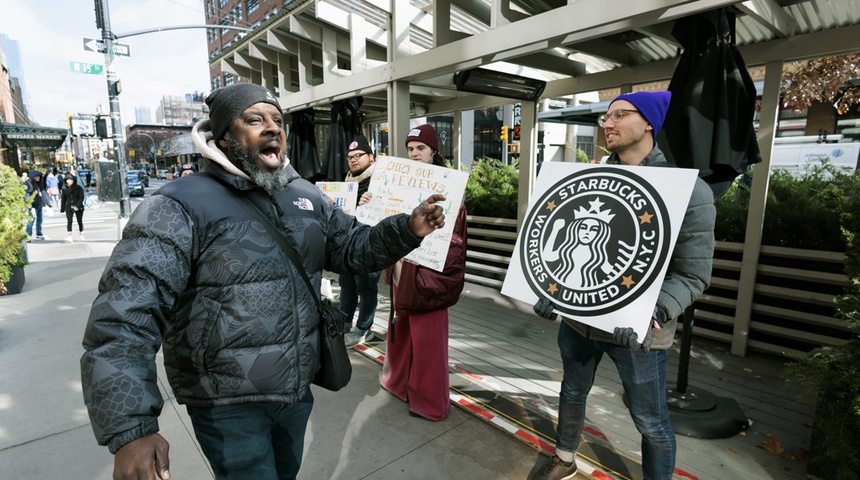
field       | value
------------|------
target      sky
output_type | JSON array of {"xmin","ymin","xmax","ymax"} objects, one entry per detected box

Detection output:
[{"xmin": 0, "ymin": 0, "xmax": 211, "ymax": 128}]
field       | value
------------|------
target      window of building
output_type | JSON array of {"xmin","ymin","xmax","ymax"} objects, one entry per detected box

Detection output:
[
  {"xmin": 576, "ymin": 135, "xmax": 595, "ymax": 160},
  {"xmin": 225, "ymin": 73, "xmax": 234, "ymax": 86},
  {"xmin": 219, "ymin": 0, "xmax": 228, "ymax": 8},
  {"xmin": 237, "ymin": 3, "xmax": 244, "ymax": 22},
  {"xmin": 219, "ymin": 16, "xmax": 229, "ymax": 36},
  {"xmin": 836, "ymin": 109, "xmax": 860, "ymax": 142},
  {"xmin": 248, "ymin": 0, "xmax": 259, "ymax": 14}
]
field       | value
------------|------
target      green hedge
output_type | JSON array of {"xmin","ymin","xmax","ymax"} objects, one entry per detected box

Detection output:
[
  {"xmin": 463, "ymin": 158, "xmax": 520, "ymax": 218},
  {"xmin": 0, "ymin": 164, "xmax": 29, "ymax": 291},
  {"xmin": 716, "ymin": 163, "xmax": 858, "ymax": 251}
]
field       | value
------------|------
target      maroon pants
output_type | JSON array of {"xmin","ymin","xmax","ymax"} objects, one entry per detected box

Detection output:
[{"xmin": 381, "ymin": 286, "xmax": 451, "ymax": 421}]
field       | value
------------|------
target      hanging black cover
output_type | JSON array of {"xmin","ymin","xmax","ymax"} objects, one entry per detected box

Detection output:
[
  {"xmin": 322, "ymin": 97, "xmax": 364, "ymax": 182},
  {"xmin": 287, "ymin": 108, "xmax": 321, "ymax": 180},
  {"xmin": 656, "ymin": 8, "xmax": 761, "ymax": 199}
]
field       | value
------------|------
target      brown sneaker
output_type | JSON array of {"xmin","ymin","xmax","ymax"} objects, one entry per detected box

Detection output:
[{"xmin": 533, "ymin": 455, "xmax": 577, "ymax": 480}]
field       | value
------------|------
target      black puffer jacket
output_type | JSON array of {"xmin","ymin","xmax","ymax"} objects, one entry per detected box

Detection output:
[{"xmin": 81, "ymin": 158, "xmax": 422, "ymax": 453}]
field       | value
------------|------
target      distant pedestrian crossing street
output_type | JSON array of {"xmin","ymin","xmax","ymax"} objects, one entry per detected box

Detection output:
[{"xmin": 41, "ymin": 206, "xmax": 121, "ymax": 228}]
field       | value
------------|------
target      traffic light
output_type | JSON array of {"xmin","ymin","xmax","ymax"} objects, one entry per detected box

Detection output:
[
  {"xmin": 500, "ymin": 125, "xmax": 509, "ymax": 142},
  {"xmin": 95, "ymin": 117, "xmax": 108, "ymax": 138}
]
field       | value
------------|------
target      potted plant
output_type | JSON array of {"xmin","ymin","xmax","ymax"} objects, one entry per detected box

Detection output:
[
  {"xmin": 787, "ymin": 170, "xmax": 860, "ymax": 480},
  {"xmin": 0, "ymin": 163, "xmax": 30, "ymax": 295}
]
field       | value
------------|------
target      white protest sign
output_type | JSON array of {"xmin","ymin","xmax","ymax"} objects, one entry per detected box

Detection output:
[
  {"xmin": 355, "ymin": 156, "xmax": 468, "ymax": 272},
  {"xmin": 315, "ymin": 181, "xmax": 359, "ymax": 215},
  {"xmin": 501, "ymin": 162, "xmax": 697, "ymax": 339}
]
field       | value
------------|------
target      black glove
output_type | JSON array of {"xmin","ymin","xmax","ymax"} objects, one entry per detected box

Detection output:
[{"xmin": 533, "ymin": 298, "xmax": 557, "ymax": 321}]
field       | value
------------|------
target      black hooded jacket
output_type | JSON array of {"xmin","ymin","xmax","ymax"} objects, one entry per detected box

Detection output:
[
  {"xmin": 60, "ymin": 176, "xmax": 85, "ymax": 213},
  {"xmin": 24, "ymin": 169, "xmax": 47, "ymax": 208}
]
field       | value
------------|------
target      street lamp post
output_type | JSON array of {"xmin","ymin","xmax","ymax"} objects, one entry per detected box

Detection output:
[{"xmin": 94, "ymin": 0, "xmax": 130, "ymax": 219}]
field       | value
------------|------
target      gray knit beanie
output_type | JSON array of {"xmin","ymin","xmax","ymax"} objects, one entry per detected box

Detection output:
[{"xmin": 205, "ymin": 83, "xmax": 282, "ymax": 141}]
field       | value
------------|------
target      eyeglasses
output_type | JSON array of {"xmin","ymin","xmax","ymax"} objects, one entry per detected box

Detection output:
[
  {"xmin": 347, "ymin": 152, "xmax": 367, "ymax": 161},
  {"xmin": 598, "ymin": 109, "xmax": 640, "ymax": 127}
]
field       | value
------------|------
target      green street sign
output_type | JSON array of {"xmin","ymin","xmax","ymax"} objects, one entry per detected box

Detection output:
[{"xmin": 70, "ymin": 61, "xmax": 104, "ymax": 75}]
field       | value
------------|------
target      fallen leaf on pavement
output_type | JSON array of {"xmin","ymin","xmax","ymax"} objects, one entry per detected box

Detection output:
[{"xmin": 758, "ymin": 433, "xmax": 797, "ymax": 461}]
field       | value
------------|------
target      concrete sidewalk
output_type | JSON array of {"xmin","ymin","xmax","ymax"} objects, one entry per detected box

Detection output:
[{"xmin": 0, "ymin": 204, "xmax": 543, "ymax": 479}]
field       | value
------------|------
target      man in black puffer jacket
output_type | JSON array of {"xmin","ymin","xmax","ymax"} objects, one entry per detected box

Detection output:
[{"xmin": 81, "ymin": 83, "xmax": 447, "ymax": 480}]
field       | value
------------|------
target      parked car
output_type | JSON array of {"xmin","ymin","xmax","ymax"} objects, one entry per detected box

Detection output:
[
  {"xmin": 157, "ymin": 169, "xmax": 169, "ymax": 180},
  {"xmin": 127, "ymin": 169, "xmax": 149, "ymax": 187},
  {"xmin": 127, "ymin": 173, "xmax": 145, "ymax": 197}
]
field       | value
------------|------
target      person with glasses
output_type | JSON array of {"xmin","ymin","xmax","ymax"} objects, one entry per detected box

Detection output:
[
  {"xmin": 340, "ymin": 135, "xmax": 382, "ymax": 348},
  {"xmin": 531, "ymin": 91, "xmax": 716, "ymax": 480}
]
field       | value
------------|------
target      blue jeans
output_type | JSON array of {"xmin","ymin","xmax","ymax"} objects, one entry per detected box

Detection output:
[
  {"xmin": 338, "ymin": 271, "xmax": 381, "ymax": 331},
  {"xmin": 26, "ymin": 207, "xmax": 43, "ymax": 237},
  {"xmin": 186, "ymin": 390, "xmax": 314, "ymax": 480},
  {"xmin": 556, "ymin": 321, "xmax": 675, "ymax": 480}
]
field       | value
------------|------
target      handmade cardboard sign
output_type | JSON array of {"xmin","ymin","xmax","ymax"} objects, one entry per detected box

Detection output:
[
  {"xmin": 501, "ymin": 162, "xmax": 697, "ymax": 339},
  {"xmin": 355, "ymin": 156, "xmax": 468, "ymax": 272},
  {"xmin": 315, "ymin": 181, "xmax": 359, "ymax": 215}
]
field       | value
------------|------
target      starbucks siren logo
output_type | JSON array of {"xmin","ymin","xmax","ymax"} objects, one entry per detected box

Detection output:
[{"xmin": 520, "ymin": 167, "xmax": 671, "ymax": 317}]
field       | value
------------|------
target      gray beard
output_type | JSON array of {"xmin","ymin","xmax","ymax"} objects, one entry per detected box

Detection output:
[{"xmin": 224, "ymin": 133, "xmax": 291, "ymax": 194}]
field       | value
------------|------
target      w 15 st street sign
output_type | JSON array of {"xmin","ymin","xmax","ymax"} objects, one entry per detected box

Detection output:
[{"xmin": 70, "ymin": 62, "xmax": 104, "ymax": 75}]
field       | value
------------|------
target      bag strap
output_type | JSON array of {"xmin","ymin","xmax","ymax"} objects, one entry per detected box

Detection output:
[{"xmin": 235, "ymin": 194, "xmax": 323, "ymax": 314}]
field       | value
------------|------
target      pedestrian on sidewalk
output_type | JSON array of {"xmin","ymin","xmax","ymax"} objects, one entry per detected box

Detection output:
[
  {"xmin": 380, "ymin": 124, "xmax": 468, "ymax": 422},
  {"xmin": 340, "ymin": 134, "xmax": 382, "ymax": 348},
  {"xmin": 69, "ymin": 168, "xmax": 88, "ymax": 194},
  {"xmin": 60, "ymin": 174, "xmax": 85, "ymax": 242},
  {"xmin": 530, "ymin": 91, "xmax": 716, "ymax": 480},
  {"xmin": 24, "ymin": 169, "xmax": 50, "ymax": 241},
  {"xmin": 46, "ymin": 169, "xmax": 60, "ymax": 207},
  {"xmin": 81, "ymin": 82, "xmax": 448, "ymax": 480}
]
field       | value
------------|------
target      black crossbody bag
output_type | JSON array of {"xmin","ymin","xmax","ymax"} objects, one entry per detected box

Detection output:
[{"xmin": 237, "ymin": 195, "xmax": 353, "ymax": 392}]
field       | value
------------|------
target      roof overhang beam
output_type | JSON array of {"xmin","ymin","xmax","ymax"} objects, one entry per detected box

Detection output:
[
  {"xmin": 737, "ymin": 0, "xmax": 798, "ymax": 38},
  {"xmin": 279, "ymin": 0, "xmax": 740, "ymax": 111}
]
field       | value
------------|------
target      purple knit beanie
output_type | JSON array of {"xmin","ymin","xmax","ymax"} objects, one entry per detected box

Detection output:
[{"xmin": 609, "ymin": 91, "xmax": 672, "ymax": 139}]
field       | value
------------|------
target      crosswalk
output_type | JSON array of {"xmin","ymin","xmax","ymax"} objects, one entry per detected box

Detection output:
[{"xmin": 40, "ymin": 204, "xmax": 125, "ymax": 229}]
